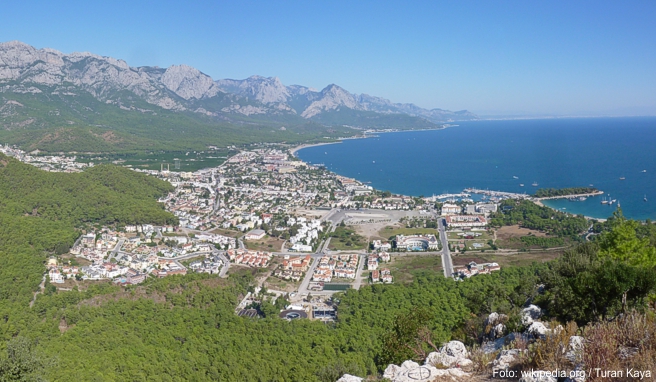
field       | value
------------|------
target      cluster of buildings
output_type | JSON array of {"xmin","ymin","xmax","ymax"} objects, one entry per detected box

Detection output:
[
  {"xmin": 188, "ymin": 254, "xmax": 224, "ymax": 274},
  {"xmin": 371, "ymin": 240, "xmax": 392, "ymax": 251},
  {"xmin": 370, "ymin": 268, "xmax": 393, "ymax": 284},
  {"xmin": 226, "ymin": 249, "xmax": 273, "ymax": 268},
  {"xmin": 444, "ymin": 214, "xmax": 488, "ymax": 228},
  {"xmin": 287, "ymin": 217, "xmax": 324, "ymax": 252},
  {"xmin": 0, "ymin": 144, "xmax": 92, "ymax": 172},
  {"xmin": 311, "ymin": 254, "xmax": 359, "ymax": 282},
  {"xmin": 366, "ymin": 252, "xmax": 391, "ymax": 270},
  {"xmin": 454, "ymin": 261, "xmax": 501, "ymax": 279},
  {"xmin": 58, "ymin": 224, "xmax": 228, "ymax": 285},
  {"xmin": 440, "ymin": 202, "xmax": 494, "ymax": 229},
  {"xmin": 273, "ymin": 255, "xmax": 312, "ymax": 281}
]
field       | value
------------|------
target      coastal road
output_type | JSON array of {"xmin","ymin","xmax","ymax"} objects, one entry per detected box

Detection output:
[{"xmin": 437, "ymin": 219, "xmax": 454, "ymax": 278}]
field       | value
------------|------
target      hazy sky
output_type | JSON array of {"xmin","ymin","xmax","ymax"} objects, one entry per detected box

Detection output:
[{"xmin": 2, "ymin": 0, "xmax": 655, "ymax": 116}]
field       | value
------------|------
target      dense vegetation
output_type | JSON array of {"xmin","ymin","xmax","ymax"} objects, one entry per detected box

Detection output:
[
  {"xmin": 0, "ymin": 156, "xmax": 654, "ymax": 380},
  {"xmin": 489, "ymin": 199, "xmax": 589, "ymax": 237},
  {"xmin": 534, "ymin": 187, "xmax": 598, "ymax": 198}
]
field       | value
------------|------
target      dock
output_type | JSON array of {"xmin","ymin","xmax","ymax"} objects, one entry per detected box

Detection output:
[{"xmin": 464, "ymin": 188, "xmax": 531, "ymax": 199}]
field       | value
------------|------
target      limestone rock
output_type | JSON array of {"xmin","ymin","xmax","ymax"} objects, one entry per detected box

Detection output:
[
  {"xmin": 492, "ymin": 349, "xmax": 521, "ymax": 372},
  {"xmin": 441, "ymin": 340, "xmax": 469, "ymax": 359},
  {"xmin": 528, "ymin": 322, "xmax": 549, "ymax": 337},
  {"xmin": 336, "ymin": 374, "xmax": 363, "ymax": 382},
  {"xmin": 383, "ymin": 359, "xmax": 470, "ymax": 382},
  {"xmin": 521, "ymin": 305, "xmax": 543, "ymax": 326}
]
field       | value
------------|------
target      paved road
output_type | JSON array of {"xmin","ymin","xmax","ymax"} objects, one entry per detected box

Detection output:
[
  {"xmin": 108, "ymin": 238, "xmax": 125, "ymax": 261},
  {"xmin": 296, "ymin": 257, "xmax": 321, "ymax": 298},
  {"xmin": 437, "ymin": 219, "xmax": 454, "ymax": 278},
  {"xmin": 351, "ymin": 254, "xmax": 366, "ymax": 290}
]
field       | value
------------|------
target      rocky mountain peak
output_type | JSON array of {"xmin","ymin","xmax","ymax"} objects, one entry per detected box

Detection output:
[
  {"xmin": 216, "ymin": 75, "xmax": 290, "ymax": 104},
  {"xmin": 161, "ymin": 64, "xmax": 220, "ymax": 100},
  {"xmin": 300, "ymin": 83, "xmax": 360, "ymax": 118}
]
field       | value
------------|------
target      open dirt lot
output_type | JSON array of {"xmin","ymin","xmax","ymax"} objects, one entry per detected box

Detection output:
[{"xmin": 496, "ymin": 225, "xmax": 548, "ymax": 240}]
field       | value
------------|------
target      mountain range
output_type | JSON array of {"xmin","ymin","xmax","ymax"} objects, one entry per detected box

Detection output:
[{"xmin": 0, "ymin": 41, "xmax": 476, "ymax": 152}]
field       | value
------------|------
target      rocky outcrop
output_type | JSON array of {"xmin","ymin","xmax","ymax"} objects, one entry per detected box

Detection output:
[
  {"xmin": 425, "ymin": 340, "xmax": 473, "ymax": 368},
  {"xmin": 521, "ymin": 305, "xmax": 543, "ymax": 326},
  {"xmin": 527, "ymin": 322, "xmax": 549, "ymax": 337},
  {"xmin": 492, "ymin": 349, "xmax": 522, "ymax": 372},
  {"xmin": 382, "ymin": 360, "xmax": 470, "ymax": 382},
  {"xmin": 335, "ymin": 374, "xmax": 362, "ymax": 382},
  {"xmin": 485, "ymin": 312, "xmax": 508, "ymax": 339}
]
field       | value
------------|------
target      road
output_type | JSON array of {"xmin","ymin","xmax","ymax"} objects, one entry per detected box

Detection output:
[
  {"xmin": 296, "ymin": 256, "xmax": 321, "ymax": 298},
  {"xmin": 351, "ymin": 254, "xmax": 366, "ymax": 290},
  {"xmin": 437, "ymin": 218, "xmax": 454, "ymax": 278},
  {"xmin": 108, "ymin": 238, "xmax": 125, "ymax": 261}
]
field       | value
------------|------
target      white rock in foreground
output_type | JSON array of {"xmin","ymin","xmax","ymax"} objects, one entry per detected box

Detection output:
[
  {"xmin": 383, "ymin": 359, "xmax": 469, "ymax": 382},
  {"xmin": 336, "ymin": 374, "xmax": 363, "ymax": 382},
  {"xmin": 528, "ymin": 322, "xmax": 549, "ymax": 336},
  {"xmin": 521, "ymin": 305, "xmax": 543, "ymax": 326}
]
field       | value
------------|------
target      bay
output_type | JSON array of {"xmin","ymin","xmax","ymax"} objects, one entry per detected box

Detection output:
[{"xmin": 297, "ymin": 117, "xmax": 656, "ymax": 220}]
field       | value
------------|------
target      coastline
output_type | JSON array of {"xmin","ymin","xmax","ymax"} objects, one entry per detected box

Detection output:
[{"xmin": 290, "ymin": 141, "xmax": 343, "ymax": 157}]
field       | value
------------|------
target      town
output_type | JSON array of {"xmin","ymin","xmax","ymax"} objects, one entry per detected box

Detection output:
[{"xmin": 4, "ymin": 142, "xmax": 511, "ymax": 320}]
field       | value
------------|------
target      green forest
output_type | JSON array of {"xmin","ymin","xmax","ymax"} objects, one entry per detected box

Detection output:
[
  {"xmin": 489, "ymin": 199, "xmax": 589, "ymax": 237},
  {"xmin": 0, "ymin": 155, "xmax": 655, "ymax": 381},
  {"xmin": 534, "ymin": 187, "xmax": 598, "ymax": 198}
]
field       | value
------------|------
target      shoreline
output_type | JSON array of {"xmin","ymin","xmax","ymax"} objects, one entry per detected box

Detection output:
[
  {"xmin": 289, "ymin": 141, "xmax": 343, "ymax": 157},
  {"xmin": 290, "ymin": 125, "xmax": 453, "ymax": 157},
  {"xmin": 534, "ymin": 199, "xmax": 608, "ymax": 222}
]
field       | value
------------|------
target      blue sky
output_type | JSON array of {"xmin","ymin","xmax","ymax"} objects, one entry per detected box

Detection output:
[{"xmin": 2, "ymin": 0, "xmax": 655, "ymax": 116}]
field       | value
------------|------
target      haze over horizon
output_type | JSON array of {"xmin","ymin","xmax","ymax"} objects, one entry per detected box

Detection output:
[{"xmin": 2, "ymin": 0, "xmax": 655, "ymax": 117}]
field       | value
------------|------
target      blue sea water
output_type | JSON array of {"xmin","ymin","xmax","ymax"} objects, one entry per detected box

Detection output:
[{"xmin": 297, "ymin": 117, "xmax": 656, "ymax": 220}]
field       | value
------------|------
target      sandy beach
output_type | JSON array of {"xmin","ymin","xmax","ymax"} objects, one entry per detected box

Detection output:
[{"xmin": 289, "ymin": 141, "xmax": 341, "ymax": 157}]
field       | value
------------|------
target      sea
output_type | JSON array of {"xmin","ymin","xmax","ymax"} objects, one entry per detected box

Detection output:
[{"xmin": 296, "ymin": 117, "xmax": 656, "ymax": 221}]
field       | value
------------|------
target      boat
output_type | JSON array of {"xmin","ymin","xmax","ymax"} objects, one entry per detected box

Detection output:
[
  {"xmin": 601, "ymin": 197, "xmax": 608, "ymax": 204},
  {"xmin": 519, "ymin": 184, "xmax": 524, "ymax": 187},
  {"xmin": 643, "ymin": 170, "xmax": 647, "ymax": 173},
  {"xmin": 619, "ymin": 177, "xmax": 626, "ymax": 180},
  {"xmin": 645, "ymin": 195, "xmax": 648, "ymax": 202},
  {"xmin": 372, "ymin": 160, "xmax": 375, "ymax": 163},
  {"xmin": 513, "ymin": 176, "xmax": 519, "ymax": 179},
  {"xmin": 532, "ymin": 181, "xmax": 538, "ymax": 187},
  {"xmin": 589, "ymin": 184, "xmax": 594, "ymax": 187},
  {"xmin": 579, "ymin": 196, "xmax": 587, "ymax": 201},
  {"xmin": 609, "ymin": 199, "xmax": 616, "ymax": 205}
]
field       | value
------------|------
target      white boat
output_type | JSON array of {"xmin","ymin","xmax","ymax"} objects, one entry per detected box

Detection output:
[
  {"xmin": 579, "ymin": 196, "xmax": 587, "ymax": 201},
  {"xmin": 645, "ymin": 195, "xmax": 648, "ymax": 202},
  {"xmin": 642, "ymin": 170, "xmax": 647, "ymax": 173},
  {"xmin": 513, "ymin": 176, "xmax": 519, "ymax": 179},
  {"xmin": 532, "ymin": 181, "xmax": 538, "ymax": 187},
  {"xmin": 519, "ymin": 184, "xmax": 524, "ymax": 187},
  {"xmin": 601, "ymin": 197, "xmax": 608, "ymax": 204}
]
